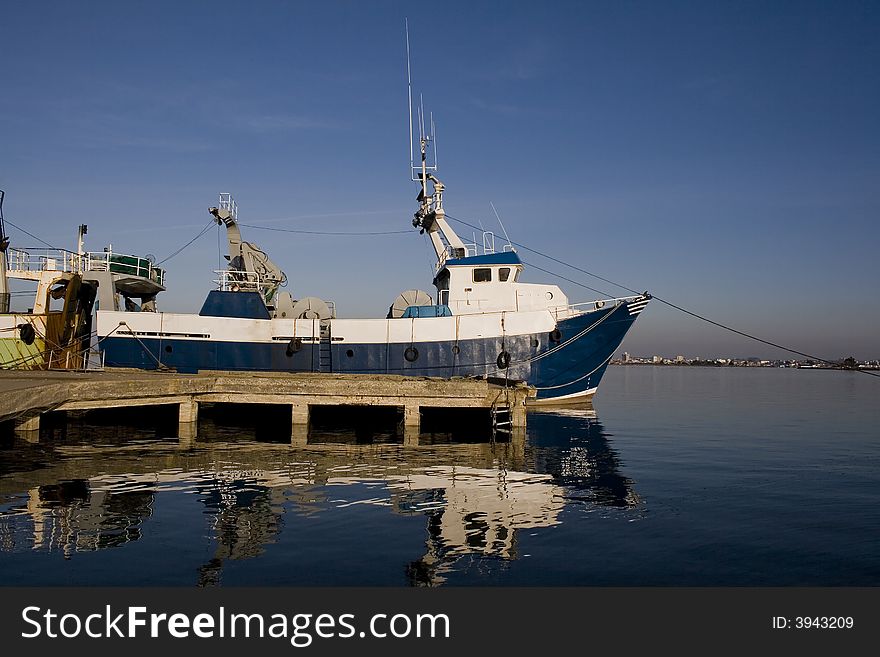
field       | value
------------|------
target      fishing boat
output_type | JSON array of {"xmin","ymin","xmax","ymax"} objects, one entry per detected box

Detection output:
[
  {"xmin": 93, "ymin": 141, "xmax": 650, "ymax": 404},
  {"xmin": 0, "ymin": 190, "xmax": 165, "ymax": 371}
]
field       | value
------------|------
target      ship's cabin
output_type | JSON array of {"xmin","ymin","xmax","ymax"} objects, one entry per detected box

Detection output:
[{"xmin": 433, "ymin": 251, "xmax": 568, "ymax": 315}]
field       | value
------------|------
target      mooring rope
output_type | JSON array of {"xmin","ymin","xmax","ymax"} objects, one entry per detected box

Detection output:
[{"xmin": 445, "ymin": 213, "xmax": 879, "ymax": 379}]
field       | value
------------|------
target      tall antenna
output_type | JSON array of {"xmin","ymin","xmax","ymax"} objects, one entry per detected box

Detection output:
[
  {"xmin": 405, "ymin": 19, "xmax": 437, "ymax": 183},
  {"xmin": 490, "ymin": 201, "xmax": 515, "ymax": 251},
  {"xmin": 419, "ymin": 93, "xmax": 425, "ymax": 142},
  {"xmin": 406, "ymin": 18, "xmax": 414, "ymax": 173},
  {"xmin": 431, "ymin": 112, "xmax": 437, "ymax": 166}
]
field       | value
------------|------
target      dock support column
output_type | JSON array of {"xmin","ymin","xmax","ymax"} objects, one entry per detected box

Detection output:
[
  {"xmin": 511, "ymin": 399, "xmax": 527, "ymax": 429},
  {"xmin": 508, "ymin": 393, "xmax": 528, "ymax": 454},
  {"xmin": 509, "ymin": 425, "xmax": 526, "ymax": 452},
  {"xmin": 15, "ymin": 414, "xmax": 41, "ymax": 443},
  {"xmin": 291, "ymin": 402, "xmax": 309, "ymax": 447},
  {"xmin": 402, "ymin": 403, "xmax": 420, "ymax": 447},
  {"xmin": 178, "ymin": 399, "xmax": 198, "ymax": 446}
]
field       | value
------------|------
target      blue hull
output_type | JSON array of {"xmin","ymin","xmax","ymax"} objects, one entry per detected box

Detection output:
[{"xmin": 101, "ymin": 303, "xmax": 639, "ymax": 401}]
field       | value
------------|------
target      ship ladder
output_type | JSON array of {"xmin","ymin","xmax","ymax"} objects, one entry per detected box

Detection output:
[
  {"xmin": 318, "ymin": 320, "xmax": 332, "ymax": 372},
  {"xmin": 490, "ymin": 398, "xmax": 512, "ymax": 443},
  {"xmin": 490, "ymin": 346, "xmax": 515, "ymax": 443}
]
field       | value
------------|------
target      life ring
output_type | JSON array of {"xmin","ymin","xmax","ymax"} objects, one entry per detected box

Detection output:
[
  {"xmin": 18, "ymin": 324, "xmax": 36, "ymax": 345},
  {"xmin": 549, "ymin": 328, "xmax": 562, "ymax": 343},
  {"xmin": 404, "ymin": 346, "xmax": 419, "ymax": 362},
  {"xmin": 286, "ymin": 337, "xmax": 302, "ymax": 357},
  {"xmin": 497, "ymin": 351, "xmax": 511, "ymax": 369}
]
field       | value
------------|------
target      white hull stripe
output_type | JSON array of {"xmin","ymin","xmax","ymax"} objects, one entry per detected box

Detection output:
[
  {"xmin": 528, "ymin": 387, "xmax": 598, "ymax": 406},
  {"xmin": 627, "ymin": 301, "xmax": 649, "ymax": 315}
]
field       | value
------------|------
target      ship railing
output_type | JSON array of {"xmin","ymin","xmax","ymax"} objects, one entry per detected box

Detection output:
[
  {"xmin": 214, "ymin": 269, "xmax": 266, "ymax": 293},
  {"xmin": 218, "ymin": 192, "xmax": 238, "ymax": 220},
  {"xmin": 435, "ymin": 243, "xmax": 479, "ymax": 272},
  {"xmin": 482, "ymin": 231, "xmax": 496, "ymax": 254},
  {"xmin": 435, "ymin": 247, "xmax": 451, "ymax": 271},
  {"xmin": 4, "ymin": 247, "xmax": 165, "ymax": 286},
  {"xmin": 5, "ymin": 247, "xmax": 82, "ymax": 274},
  {"xmin": 568, "ymin": 295, "xmax": 644, "ymax": 311},
  {"xmin": 83, "ymin": 251, "xmax": 165, "ymax": 286}
]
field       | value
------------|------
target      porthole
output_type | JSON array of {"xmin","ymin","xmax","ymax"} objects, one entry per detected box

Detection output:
[
  {"xmin": 346, "ymin": 349, "xmax": 354, "ymax": 358},
  {"xmin": 165, "ymin": 345, "xmax": 173, "ymax": 354}
]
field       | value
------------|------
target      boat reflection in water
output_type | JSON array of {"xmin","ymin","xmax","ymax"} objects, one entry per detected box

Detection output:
[{"xmin": 0, "ymin": 410, "xmax": 638, "ymax": 585}]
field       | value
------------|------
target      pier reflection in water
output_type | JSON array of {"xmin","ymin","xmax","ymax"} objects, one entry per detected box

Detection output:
[{"xmin": 0, "ymin": 409, "xmax": 639, "ymax": 586}]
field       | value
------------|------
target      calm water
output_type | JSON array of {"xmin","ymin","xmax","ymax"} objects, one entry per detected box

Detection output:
[{"xmin": 1, "ymin": 366, "xmax": 878, "ymax": 586}]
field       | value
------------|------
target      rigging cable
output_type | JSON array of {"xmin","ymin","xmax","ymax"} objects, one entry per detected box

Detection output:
[
  {"xmin": 156, "ymin": 219, "xmax": 216, "ymax": 265},
  {"xmin": 445, "ymin": 213, "xmax": 880, "ymax": 379},
  {"xmin": 4, "ymin": 218, "xmax": 62, "ymax": 251},
  {"xmin": 217, "ymin": 221, "xmax": 223, "ymax": 273},
  {"xmin": 520, "ymin": 259, "xmax": 611, "ymax": 297},
  {"xmin": 237, "ymin": 223, "xmax": 411, "ymax": 236},
  {"xmin": 446, "ymin": 213, "xmax": 641, "ymax": 296}
]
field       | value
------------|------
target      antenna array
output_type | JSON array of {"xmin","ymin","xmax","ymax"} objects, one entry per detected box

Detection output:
[{"xmin": 405, "ymin": 18, "xmax": 438, "ymax": 182}]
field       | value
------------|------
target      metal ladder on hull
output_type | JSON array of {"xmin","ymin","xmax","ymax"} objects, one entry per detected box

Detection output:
[
  {"xmin": 318, "ymin": 320, "xmax": 332, "ymax": 372},
  {"xmin": 490, "ymin": 398, "xmax": 512, "ymax": 442}
]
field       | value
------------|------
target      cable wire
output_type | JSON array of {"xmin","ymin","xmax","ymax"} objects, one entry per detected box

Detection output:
[
  {"xmin": 4, "ymin": 218, "xmax": 62, "ymax": 250},
  {"xmin": 650, "ymin": 295, "xmax": 880, "ymax": 377},
  {"xmin": 446, "ymin": 213, "xmax": 642, "ymax": 295},
  {"xmin": 237, "ymin": 222, "xmax": 411, "ymax": 236},
  {"xmin": 156, "ymin": 219, "xmax": 215, "ymax": 264},
  {"xmin": 446, "ymin": 212, "xmax": 879, "ymax": 379},
  {"xmin": 520, "ymin": 259, "xmax": 611, "ymax": 297}
]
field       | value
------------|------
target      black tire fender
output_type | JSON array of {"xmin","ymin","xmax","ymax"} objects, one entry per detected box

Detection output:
[
  {"xmin": 286, "ymin": 337, "xmax": 303, "ymax": 357},
  {"xmin": 18, "ymin": 324, "xmax": 36, "ymax": 345}
]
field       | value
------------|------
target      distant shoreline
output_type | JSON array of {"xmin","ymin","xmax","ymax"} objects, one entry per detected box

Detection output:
[{"xmin": 610, "ymin": 362, "xmax": 878, "ymax": 371}]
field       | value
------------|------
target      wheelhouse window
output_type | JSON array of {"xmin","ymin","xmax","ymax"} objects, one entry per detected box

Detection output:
[
  {"xmin": 473, "ymin": 268, "xmax": 492, "ymax": 282},
  {"xmin": 499, "ymin": 267, "xmax": 511, "ymax": 282}
]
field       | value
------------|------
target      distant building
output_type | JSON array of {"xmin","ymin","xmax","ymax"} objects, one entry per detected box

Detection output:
[{"xmin": 622, "ymin": 352, "xmax": 631, "ymax": 363}]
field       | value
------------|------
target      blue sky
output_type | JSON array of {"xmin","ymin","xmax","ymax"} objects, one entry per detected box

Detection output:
[{"xmin": 2, "ymin": 1, "xmax": 878, "ymax": 358}]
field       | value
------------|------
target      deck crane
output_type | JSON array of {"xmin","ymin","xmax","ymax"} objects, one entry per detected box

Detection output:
[{"xmin": 209, "ymin": 193, "xmax": 286, "ymax": 307}]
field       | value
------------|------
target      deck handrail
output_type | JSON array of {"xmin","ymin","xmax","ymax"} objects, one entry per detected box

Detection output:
[{"xmin": 6, "ymin": 247, "xmax": 164, "ymax": 285}]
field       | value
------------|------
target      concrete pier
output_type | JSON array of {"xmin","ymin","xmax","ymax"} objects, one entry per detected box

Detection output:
[{"xmin": 0, "ymin": 370, "xmax": 534, "ymax": 446}]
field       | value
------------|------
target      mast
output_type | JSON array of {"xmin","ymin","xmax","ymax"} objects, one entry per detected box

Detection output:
[
  {"xmin": 76, "ymin": 223, "xmax": 88, "ymax": 273},
  {"xmin": 405, "ymin": 26, "xmax": 466, "ymax": 263}
]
